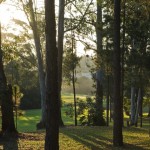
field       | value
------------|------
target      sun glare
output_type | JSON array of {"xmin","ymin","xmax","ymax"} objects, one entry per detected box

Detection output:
[
  {"xmin": 0, "ymin": 4, "xmax": 13, "ymax": 25},
  {"xmin": 0, "ymin": 3, "xmax": 27, "ymax": 26}
]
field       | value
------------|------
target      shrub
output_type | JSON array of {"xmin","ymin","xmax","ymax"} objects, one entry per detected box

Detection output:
[{"xmin": 20, "ymin": 87, "xmax": 41, "ymax": 110}]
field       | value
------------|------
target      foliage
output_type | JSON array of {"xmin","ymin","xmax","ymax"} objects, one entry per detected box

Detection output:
[
  {"xmin": 64, "ymin": 103, "xmax": 74, "ymax": 118},
  {"xmin": 20, "ymin": 87, "xmax": 40, "ymax": 110},
  {"xmin": 12, "ymin": 84, "xmax": 23, "ymax": 107},
  {"xmin": 63, "ymin": 38, "xmax": 81, "ymax": 85},
  {"xmin": 4, "ymin": 59, "xmax": 40, "ymax": 110},
  {"xmin": 64, "ymin": 96, "xmax": 96, "ymax": 125},
  {"xmin": 124, "ymin": 0, "xmax": 150, "ymax": 89},
  {"xmin": 77, "ymin": 97, "xmax": 96, "ymax": 125}
]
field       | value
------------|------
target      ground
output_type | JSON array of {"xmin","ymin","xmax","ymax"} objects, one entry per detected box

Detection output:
[
  {"xmin": 0, "ymin": 94, "xmax": 149, "ymax": 149},
  {"xmin": 0, "ymin": 126, "xmax": 149, "ymax": 150}
]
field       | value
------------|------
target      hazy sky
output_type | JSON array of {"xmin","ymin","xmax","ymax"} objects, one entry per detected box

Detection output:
[
  {"xmin": 0, "ymin": 2, "xmax": 26, "ymax": 25},
  {"xmin": 0, "ymin": 0, "xmax": 61, "ymax": 25},
  {"xmin": 0, "ymin": 0, "xmax": 94, "ymax": 56}
]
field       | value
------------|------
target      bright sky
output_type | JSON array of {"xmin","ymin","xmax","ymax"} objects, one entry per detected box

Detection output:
[
  {"xmin": 0, "ymin": 3, "xmax": 26, "ymax": 25},
  {"xmin": 0, "ymin": 0, "xmax": 45, "ymax": 25},
  {"xmin": 0, "ymin": 0, "xmax": 94, "ymax": 56}
]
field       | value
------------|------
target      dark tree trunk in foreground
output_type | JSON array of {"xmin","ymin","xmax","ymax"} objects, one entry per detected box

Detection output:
[
  {"xmin": 58, "ymin": 0, "xmax": 65, "ymax": 127},
  {"xmin": 1, "ymin": 85, "xmax": 17, "ymax": 134},
  {"xmin": 113, "ymin": 0, "xmax": 123, "ymax": 146},
  {"xmin": 45, "ymin": 0, "xmax": 59, "ymax": 149},
  {"xmin": 94, "ymin": 1, "xmax": 105, "ymax": 126},
  {"xmin": 0, "ymin": 23, "xmax": 17, "ymax": 135},
  {"xmin": 95, "ymin": 71, "xmax": 105, "ymax": 126},
  {"xmin": 106, "ymin": 75, "xmax": 110, "ymax": 126},
  {"xmin": 121, "ymin": 0, "xmax": 126, "ymax": 127}
]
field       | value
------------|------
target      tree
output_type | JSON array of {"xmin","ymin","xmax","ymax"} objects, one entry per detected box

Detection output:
[
  {"xmin": 113, "ymin": 0, "xmax": 123, "ymax": 146},
  {"xmin": 45, "ymin": 0, "xmax": 59, "ymax": 149},
  {"xmin": 93, "ymin": 0, "xmax": 106, "ymax": 126},
  {"xmin": 63, "ymin": 37, "xmax": 80, "ymax": 126},
  {"xmin": 58, "ymin": 0, "xmax": 65, "ymax": 126},
  {"xmin": 124, "ymin": 0, "xmax": 150, "ymax": 126},
  {"xmin": 20, "ymin": 0, "xmax": 46, "ymax": 128},
  {"xmin": 0, "ymin": 21, "xmax": 17, "ymax": 135}
]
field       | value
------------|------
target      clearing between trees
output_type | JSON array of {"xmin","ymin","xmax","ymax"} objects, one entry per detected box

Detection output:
[{"xmin": 0, "ymin": 126, "xmax": 149, "ymax": 150}]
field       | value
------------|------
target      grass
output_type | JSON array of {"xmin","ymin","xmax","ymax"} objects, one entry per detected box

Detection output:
[
  {"xmin": 17, "ymin": 109, "xmax": 41, "ymax": 132},
  {"xmin": 17, "ymin": 93, "xmax": 80, "ymax": 132},
  {"xmin": 0, "ymin": 93, "xmax": 149, "ymax": 149},
  {"xmin": 0, "ymin": 126, "xmax": 149, "ymax": 150}
]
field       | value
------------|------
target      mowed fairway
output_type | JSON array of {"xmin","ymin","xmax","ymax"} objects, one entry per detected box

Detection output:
[{"xmin": 0, "ymin": 93, "xmax": 149, "ymax": 150}]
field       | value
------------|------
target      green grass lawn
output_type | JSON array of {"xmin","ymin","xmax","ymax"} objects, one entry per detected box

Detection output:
[
  {"xmin": 0, "ymin": 93, "xmax": 149, "ymax": 149},
  {"xmin": 0, "ymin": 126, "xmax": 149, "ymax": 150}
]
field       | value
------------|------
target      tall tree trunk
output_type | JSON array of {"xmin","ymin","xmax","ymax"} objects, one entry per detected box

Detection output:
[
  {"xmin": 96, "ymin": 0, "xmax": 103, "ymax": 54},
  {"xmin": 95, "ymin": 70, "xmax": 105, "ymax": 125},
  {"xmin": 45, "ymin": 0, "xmax": 59, "ymax": 149},
  {"xmin": 0, "ymin": 23, "xmax": 17, "ymax": 135},
  {"xmin": 113, "ymin": 0, "xmax": 123, "ymax": 146},
  {"xmin": 1, "ymin": 85, "xmax": 17, "ymax": 134},
  {"xmin": 139, "ymin": 93, "xmax": 143, "ymax": 127},
  {"xmin": 29, "ymin": 0, "xmax": 46, "ymax": 128},
  {"xmin": 121, "ymin": 0, "xmax": 126, "ymax": 127},
  {"xmin": 72, "ymin": 69, "xmax": 77, "ymax": 126},
  {"xmin": 58, "ymin": 0, "xmax": 65, "ymax": 127},
  {"xmin": 134, "ymin": 88, "xmax": 140, "ymax": 126},
  {"xmin": 106, "ymin": 75, "xmax": 110, "ymax": 126},
  {"xmin": 94, "ymin": 0, "xmax": 105, "ymax": 126},
  {"xmin": 22, "ymin": 0, "xmax": 46, "ymax": 128},
  {"xmin": 71, "ymin": 32, "xmax": 77, "ymax": 126},
  {"xmin": 130, "ymin": 87, "xmax": 136, "ymax": 125}
]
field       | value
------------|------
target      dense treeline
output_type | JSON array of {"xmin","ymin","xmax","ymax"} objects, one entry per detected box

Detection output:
[{"xmin": 0, "ymin": 0, "xmax": 149, "ymax": 149}]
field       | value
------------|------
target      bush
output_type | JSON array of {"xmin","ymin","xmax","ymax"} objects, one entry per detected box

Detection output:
[
  {"xmin": 78, "ymin": 97, "xmax": 96, "ymax": 126},
  {"xmin": 20, "ymin": 87, "xmax": 41, "ymax": 110}
]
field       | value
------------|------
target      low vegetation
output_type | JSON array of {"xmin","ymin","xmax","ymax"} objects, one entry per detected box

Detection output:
[{"xmin": 0, "ymin": 94, "xmax": 149, "ymax": 149}]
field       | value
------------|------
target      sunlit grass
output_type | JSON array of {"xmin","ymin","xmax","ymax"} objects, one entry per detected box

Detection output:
[
  {"xmin": 17, "ymin": 109, "xmax": 41, "ymax": 132},
  {"xmin": 0, "ymin": 93, "xmax": 149, "ymax": 149},
  {"xmin": 16, "ymin": 93, "xmax": 149, "ymax": 132},
  {"xmin": 0, "ymin": 126, "xmax": 149, "ymax": 150},
  {"xmin": 62, "ymin": 93, "xmax": 87, "ymax": 104}
]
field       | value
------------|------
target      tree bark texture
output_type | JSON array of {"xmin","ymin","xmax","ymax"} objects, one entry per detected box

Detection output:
[
  {"xmin": 58, "ymin": 0, "xmax": 65, "ymax": 126},
  {"xmin": 0, "ymin": 23, "xmax": 17, "ymax": 135},
  {"xmin": 95, "ymin": 1, "xmax": 105, "ymax": 126},
  {"xmin": 134, "ymin": 88, "xmax": 141, "ymax": 125},
  {"xmin": 26, "ymin": 0, "xmax": 46, "ymax": 127},
  {"xmin": 121, "ymin": 0, "xmax": 126, "ymax": 127},
  {"xmin": 106, "ymin": 75, "xmax": 110, "ymax": 126},
  {"xmin": 72, "ymin": 69, "xmax": 77, "ymax": 126},
  {"xmin": 1, "ymin": 85, "xmax": 17, "ymax": 134},
  {"xmin": 45, "ymin": 0, "xmax": 59, "ymax": 149},
  {"xmin": 94, "ymin": 70, "xmax": 105, "ymax": 125},
  {"xmin": 130, "ymin": 87, "xmax": 136, "ymax": 125},
  {"xmin": 130, "ymin": 87, "xmax": 143, "ymax": 126},
  {"xmin": 113, "ymin": 0, "xmax": 123, "ymax": 146},
  {"xmin": 96, "ymin": 0, "xmax": 103, "ymax": 54}
]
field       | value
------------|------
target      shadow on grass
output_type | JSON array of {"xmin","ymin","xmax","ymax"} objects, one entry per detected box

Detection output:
[
  {"xmin": 60, "ymin": 126, "xmax": 147, "ymax": 150},
  {"xmin": 123, "ymin": 126, "xmax": 149, "ymax": 134}
]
